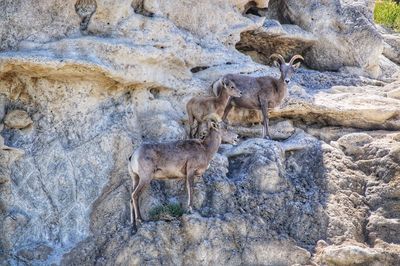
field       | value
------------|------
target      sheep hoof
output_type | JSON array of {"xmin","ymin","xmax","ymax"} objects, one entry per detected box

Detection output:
[
  {"xmin": 264, "ymin": 136, "xmax": 271, "ymax": 140},
  {"xmin": 187, "ymin": 207, "xmax": 194, "ymax": 214},
  {"xmin": 135, "ymin": 218, "xmax": 143, "ymax": 226}
]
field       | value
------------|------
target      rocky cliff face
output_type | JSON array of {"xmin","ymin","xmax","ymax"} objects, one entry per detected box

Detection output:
[{"xmin": 0, "ymin": 0, "xmax": 399, "ymax": 265}]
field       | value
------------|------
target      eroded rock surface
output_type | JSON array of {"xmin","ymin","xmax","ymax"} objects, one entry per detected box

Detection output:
[
  {"xmin": 382, "ymin": 33, "xmax": 400, "ymax": 65},
  {"xmin": 4, "ymin": 110, "xmax": 32, "ymax": 129},
  {"xmin": 0, "ymin": 0, "xmax": 399, "ymax": 265},
  {"xmin": 272, "ymin": 0, "xmax": 383, "ymax": 77},
  {"xmin": 236, "ymin": 19, "xmax": 317, "ymax": 65}
]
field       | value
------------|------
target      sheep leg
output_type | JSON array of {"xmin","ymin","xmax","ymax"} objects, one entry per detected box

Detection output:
[
  {"xmin": 187, "ymin": 108, "xmax": 196, "ymax": 138},
  {"xmin": 189, "ymin": 122, "xmax": 198, "ymax": 139},
  {"xmin": 193, "ymin": 121, "xmax": 203, "ymax": 139},
  {"xmin": 131, "ymin": 177, "xmax": 148, "ymax": 225},
  {"xmin": 222, "ymin": 100, "xmax": 233, "ymax": 125},
  {"xmin": 186, "ymin": 170, "xmax": 196, "ymax": 213},
  {"xmin": 189, "ymin": 126, "xmax": 194, "ymax": 138},
  {"xmin": 196, "ymin": 122, "xmax": 206, "ymax": 139},
  {"xmin": 260, "ymin": 98, "xmax": 270, "ymax": 139},
  {"xmin": 130, "ymin": 173, "xmax": 140, "ymax": 225},
  {"xmin": 129, "ymin": 200, "xmax": 134, "ymax": 225}
]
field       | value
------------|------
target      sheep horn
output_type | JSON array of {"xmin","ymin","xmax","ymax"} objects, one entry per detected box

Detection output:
[
  {"xmin": 269, "ymin": 54, "xmax": 285, "ymax": 65},
  {"xmin": 289, "ymin": 55, "xmax": 304, "ymax": 66}
]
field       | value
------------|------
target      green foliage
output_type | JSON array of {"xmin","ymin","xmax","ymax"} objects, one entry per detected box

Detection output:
[
  {"xmin": 374, "ymin": 0, "xmax": 400, "ymax": 32},
  {"xmin": 149, "ymin": 203, "xmax": 185, "ymax": 221}
]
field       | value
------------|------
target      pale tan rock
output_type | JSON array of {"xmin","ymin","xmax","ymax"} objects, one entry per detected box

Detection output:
[
  {"xmin": 144, "ymin": 0, "xmax": 264, "ymax": 46},
  {"xmin": 304, "ymin": 126, "xmax": 359, "ymax": 143},
  {"xmin": 319, "ymin": 242, "xmax": 382, "ymax": 265},
  {"xmin": 336, "ymin": 133, "xmax": 373, "ymax": 156},
  {"xmin": 4, "ymin": 110, "xmax": 32, "ymax": 129},
  {"xmin": 382, "ymin": 34, "xmax": 400, "ymax": 65},
  {"xmin": 388, "ymin": 88, "xmax": 400, "ymax": 99},
  {"xmin": 267, "ymin": 0, "xmax": 383, "ymax": 77},
  {"xmin": 0, "ymin": 1, "xmax": 79, "ymax": 51}
]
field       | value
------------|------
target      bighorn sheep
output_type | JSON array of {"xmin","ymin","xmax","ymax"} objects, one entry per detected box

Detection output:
[
  {"xmin": 187, "ymin": 77, "xmax": 241, "ymax": 138},
  {"xmin": 128, "ymin": 117, "xmax": 227, "ymax": 226},
  {"xmin": 213, "ymin": 54, "xmax": 303, "ymax": 139}
]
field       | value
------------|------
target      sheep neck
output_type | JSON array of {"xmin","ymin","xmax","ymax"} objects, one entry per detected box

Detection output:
[
  {"xmin": 277, "ymin": 74, "xmax": 288, "ymax": 98},
  {"xmin": 202, "ymin": 129, "xmax": 221, "ymax": 162},
  {"xmin": 215, "ymin": 86, "xmax": 231, "ymax": 109}
]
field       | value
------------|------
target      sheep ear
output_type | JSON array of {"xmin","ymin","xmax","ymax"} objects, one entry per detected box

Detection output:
[
  {"xmin": 292, "ymin": 62, "xmax": 301, "ymax": 70},
  {"xmin": 207, "ymin": 120, "xmax": 214, "ymax": 129},
  {"xmin": 273, "ymin": 61, "xmax": 280, "ymax": 68},
  {"xmin": 210, "ymin": 120, "xmax": 220, "ymax": 130},
  {"xmin": 221, "ymin": 77, "xmax": 228, "ymax": 86}
]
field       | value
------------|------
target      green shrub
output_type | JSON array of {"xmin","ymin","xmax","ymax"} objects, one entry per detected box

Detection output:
[
  {"xmin": 374, "ymin": 0, "xmax": 400, "ymax": 32},
  {"xmin": 149, "ymin": 203, "xmax": 185, "ymax": 221}
]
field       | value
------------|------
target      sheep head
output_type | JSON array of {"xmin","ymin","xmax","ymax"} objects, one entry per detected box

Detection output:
[
  {"xmin": 221, "ymin": 77, "xmax": 242, "ymax": 97},
  {"xmin": 270, "ymin": 54, "xmax": 304, "ymax": 84}
]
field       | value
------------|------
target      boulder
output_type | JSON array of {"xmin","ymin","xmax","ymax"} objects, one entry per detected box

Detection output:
[
  {"xmin": 266, "ymin": 0, "xmax": 383, "ymax": 77},
  {"xmin": 4, "ymin": 110, "xmax": 32, "ymax": 129},
  {"xmin": 382, "ymin": 33, "xmax": 400, "ymax": 65},
  {"xmin": 315, "ymin": 241, "xmax": 383, "ymax": 266}
]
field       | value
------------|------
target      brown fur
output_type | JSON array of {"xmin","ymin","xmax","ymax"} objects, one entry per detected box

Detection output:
[
  {"xmin": 186, "ymin": 78, "xmax": 241, "ymax": 138},
  {"xmin": 214, "ymin": 54, "xmax": 303, "ymax": 139},
  {"xmin": 197, "ymin": 122, "xmax": 239, "ymax": 145},
  {"xmin": 128, "ymin": 120, "xmax": 223, "ymax": 226}
]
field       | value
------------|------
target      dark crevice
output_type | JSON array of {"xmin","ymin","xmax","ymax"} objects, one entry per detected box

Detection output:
[
  {"xmin": 190, "ymin": 66, "xmax": 210, "ymax": 73},
  {"xmin": 149, "ymin": 87, "xmax": 161, "ymax": 99},
  {"xmin": 131, "ymin": 0, "xmax": 154, "ymax": 17},
  {"xmin": 190, "ymin": 62, "xmax": 236, "ymax": 74},
  {"xmin": 246, "ymin": 7, "xmax": 267, "ymax": 17},
  {"xmin": 265, "ymin": 0, "xmax": 293, "ymax": 24},
  {"xmin": 75, "ymin": 0, "xmax": 97, "ymax": 32},
  {"xmin": 244, "ymin": 1, "xmax": 268, "ymax": 17}
]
